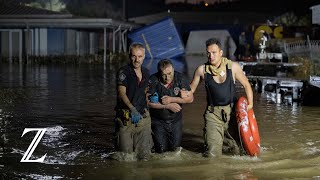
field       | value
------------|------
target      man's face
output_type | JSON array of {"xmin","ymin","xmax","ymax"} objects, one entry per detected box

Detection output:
[
  {"xmin": 160, "ymin": 65, "xmax": 174, "ymax": 85},
  {"xmin": 206, "ymin": 44, "xmax": 223, "ymax": 66},
  {"xmin": 130, "ymin": 47, "xmax": 145, "ymax": 69}
]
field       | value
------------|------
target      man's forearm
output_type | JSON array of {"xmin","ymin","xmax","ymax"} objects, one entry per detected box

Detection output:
[
  {"xmin": 148, "ymin": 102, "xmax": 166, "ymax": 109},
  {"xmin": 169, "ymin": 95, "xmax": 193, "ymax": 104}
]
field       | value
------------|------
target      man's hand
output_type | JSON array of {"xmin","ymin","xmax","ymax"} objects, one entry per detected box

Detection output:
[
  {"xmin": 149, "ymin": 92, "xmax": 159, "ymax": 103},
  {"xmin": 247, "ymin": 104, "xmax": 253, "ymax": 111},
  {"xmin": 161, "ymin": 95, "xmax": 172, "ymax": 105},
  {"xmin": 165, "ymin": 103, "xmax": 182, "ymax": 113},
  {"xmin": 130, "ymin": 107, "xmax": 142, "ymax": 124}
]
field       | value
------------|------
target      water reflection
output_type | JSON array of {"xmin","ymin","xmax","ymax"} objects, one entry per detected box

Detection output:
[{"xmin": 0, "ymin": 59, "xmax": 320, "ymax": 179}]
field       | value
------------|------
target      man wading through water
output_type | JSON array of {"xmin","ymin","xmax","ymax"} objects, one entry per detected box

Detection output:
[
  {"xmin": 148, "ymin": 59, "xmax": 193, "ymax": 153},
  {"xmin": 113, "ymin": 42, "xmax": 153, "ymax": 160},
  {"xmin": 188, "ymin": 38, "xmax": 254, "ymax": 157}
]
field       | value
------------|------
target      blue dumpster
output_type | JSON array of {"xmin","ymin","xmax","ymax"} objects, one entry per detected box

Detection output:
[{"xmin": 128, "ymin": 17, "xmax": 185, "ymax": 59}]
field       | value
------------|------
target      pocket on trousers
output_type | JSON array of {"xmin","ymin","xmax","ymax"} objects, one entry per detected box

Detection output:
[
  {"xmin": 115, "ymin": 117, "xmax": 128, "ymax": 129},
  {"xmin": 137, "ymin": 112, "xmax": 151, "ymax": 127}
]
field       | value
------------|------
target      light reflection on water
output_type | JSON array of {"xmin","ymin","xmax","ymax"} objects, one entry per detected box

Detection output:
[{"xmin": 0, "ymin": 58, "xmax": 320, "ymax": 179}]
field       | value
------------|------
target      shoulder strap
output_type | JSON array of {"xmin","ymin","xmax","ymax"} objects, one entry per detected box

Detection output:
[{"xmin": 229, "ymin": 67, "xmax": 235, "ymax": 107}]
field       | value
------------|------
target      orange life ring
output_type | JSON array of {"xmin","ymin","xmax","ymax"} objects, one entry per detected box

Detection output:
[{"xmin": 236, "ymin": 96, "xmax": 260, "ymax": 156}]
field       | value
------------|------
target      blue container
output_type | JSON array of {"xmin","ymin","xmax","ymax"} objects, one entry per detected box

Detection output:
[{"xmin": 128, "ymin": 18, "xmax": 185, "ymax": 59}]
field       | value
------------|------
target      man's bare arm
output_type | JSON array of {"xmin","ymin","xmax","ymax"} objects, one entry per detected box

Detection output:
[
  {"xmin": 190, "ymin": 65, "xmax": 204, "ymax": 93},
  {"xmin": 233, "ymin": 62, "xmax": 253, "ymax": 110}
]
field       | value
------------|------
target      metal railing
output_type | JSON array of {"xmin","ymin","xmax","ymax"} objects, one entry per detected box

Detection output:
[
  {"xmin": 283, "ymin": 37, "xmax": 320, "ymax": 76},
  {"xmin": 284, "ymin": 39, "xmax": 320, "ymax": 55}
]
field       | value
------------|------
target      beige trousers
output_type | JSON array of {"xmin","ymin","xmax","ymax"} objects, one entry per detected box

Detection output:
[
  {"xmin": 114, "ymin": 110, "xmax": 153, "ymax": 159},
  {"xmin": 203, "ymin": 105, "xmax": 240, "ymax": 157}
]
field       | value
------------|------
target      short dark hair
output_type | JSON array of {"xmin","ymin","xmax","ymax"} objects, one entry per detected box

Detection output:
[
  {"xmin": 205, "ymin": 38, "xmax": 221, "ymax": 48},
  {"xmin": 157, "ymin": 59, "xmax": 173, "ymax": 72}
]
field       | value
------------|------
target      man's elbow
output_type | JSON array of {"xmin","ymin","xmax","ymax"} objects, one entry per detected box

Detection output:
[{"xmin": 186, "ymin": 95, "xmax": 194, "ymax": 103}]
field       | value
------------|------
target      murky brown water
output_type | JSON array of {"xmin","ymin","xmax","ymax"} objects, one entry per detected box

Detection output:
[{"xmin": 1, "ymin": 57, "xmax": 320, "ymax": 179}]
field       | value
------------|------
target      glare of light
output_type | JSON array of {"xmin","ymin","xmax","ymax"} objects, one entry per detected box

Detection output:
[{"xmin": 205, "ymin": 2, "xmax": 209, "ymax": 6}]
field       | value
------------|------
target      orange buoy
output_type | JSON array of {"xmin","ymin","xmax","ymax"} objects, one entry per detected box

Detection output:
[{"xmin": 236, "ymin": 96, "xmax": 260, "ymax": 156}]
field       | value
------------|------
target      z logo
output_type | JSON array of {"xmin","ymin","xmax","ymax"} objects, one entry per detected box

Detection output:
[{"xmin": 20, "ymin": 128, "xmax": 47, "ymax": 163}]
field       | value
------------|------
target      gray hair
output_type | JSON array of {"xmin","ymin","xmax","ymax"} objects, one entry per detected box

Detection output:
[{"xmin": 129, "ymin": 42, "xmax": 145, "ymax": 55}]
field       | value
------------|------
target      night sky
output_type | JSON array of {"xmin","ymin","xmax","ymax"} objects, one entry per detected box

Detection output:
[
  {"xmin": 118, "ymin": 0, "xmax": 319, "ymax": 18},
  {"xmin": 3, "ymin": 0, "xmax": 320, "ymax": 18}
]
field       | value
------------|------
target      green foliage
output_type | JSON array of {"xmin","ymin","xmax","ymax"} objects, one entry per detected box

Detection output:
[
  {"xmin": 273, "ymin": 12, "xmax": 311, "ymax": 26},
  {"xmin": 24, "ymin": 0, "xmax": 66, "ymax": 12},
  {"xmin": 289, "ymin": 56, "xmax": 313, "ymax": 79}
]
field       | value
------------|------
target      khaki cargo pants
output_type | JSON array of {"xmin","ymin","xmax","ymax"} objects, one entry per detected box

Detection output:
[
  {"xmin": 114, "ymin": 110, "xmax": 153, "ymax": 160},
  {"xmin": 203, "ymin": 105, "xmax": 240, "ymax": 157}
]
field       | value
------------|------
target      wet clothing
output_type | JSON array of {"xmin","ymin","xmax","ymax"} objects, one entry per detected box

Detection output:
[
  {"xmin": 148, "ymin": 71, "xmax": 191, "ymax": 153},
  {"xmin": 151, "ymin": 115, "xmax": 183, "ymax": 153},
  {"xmin": 114, "ymin": 64, "xmax": 152, "ymax": 159},
  {"xmin": 203, "ymin": 63, "xmax": 240, "ymax": 157},
  {"xmin": 203, "ymin": 105, "xmax": 240, "ymax": 157},
  {"xmin": 114, "ymin": 110, "xmax": 152, "ymax": 159}
]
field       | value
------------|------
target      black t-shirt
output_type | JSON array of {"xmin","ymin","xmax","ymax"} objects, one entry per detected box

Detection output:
[
  {"xmin": 148, "ymin": 71, "xmax": 191, "ymax": 120},
  {"xmin": 115, "ymin": 64, "xmax": 149, "ymax": 114}
]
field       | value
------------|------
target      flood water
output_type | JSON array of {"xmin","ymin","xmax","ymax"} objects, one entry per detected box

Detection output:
[{"xmin": 1, "ymin": 56, "xmax": 320, "ymax": 179}]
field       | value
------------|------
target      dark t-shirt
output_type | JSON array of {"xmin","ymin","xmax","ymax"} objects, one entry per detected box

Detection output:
[
  {"xmin": 148, "ymin": 71, "xmax": 191, "ymax": 120},
  {"xmin": 115, "ymin": 64, "xmax": 149, "ymax": 114}
]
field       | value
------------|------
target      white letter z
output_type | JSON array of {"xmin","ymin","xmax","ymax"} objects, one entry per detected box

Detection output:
[{"xmin": 20, "ymin": 128, "xmax": 47, "ymax": 163}]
